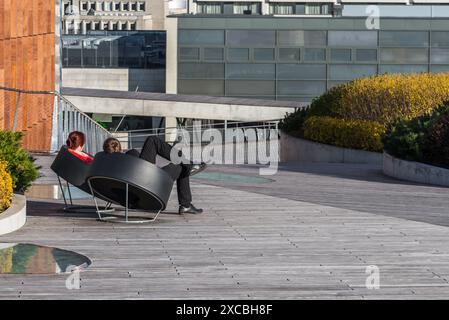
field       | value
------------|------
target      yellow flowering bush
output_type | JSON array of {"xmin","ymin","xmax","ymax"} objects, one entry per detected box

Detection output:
[
  {"xmin": 0, "ymin": 160, "xmax": 13, "ymax": 213},
  {"xmin": 309, "ymin": 73, "xmax": 449, "ymax": 126},
  {"xmin": 303, "ymin": 116, "xmax": 386, "ymax": 152}
]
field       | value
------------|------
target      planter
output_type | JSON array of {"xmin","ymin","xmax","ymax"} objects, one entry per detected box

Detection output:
[
  {"xmin": 383, "ymin": 153, "xmax": 449, "ymax": 187},
  {"xmin": 280, "ymin": 132, "xmax": 382, "ymax": 165},
  {"xmin": 0, "ymin": 194, "xmax": 27, "ymax": 236}
]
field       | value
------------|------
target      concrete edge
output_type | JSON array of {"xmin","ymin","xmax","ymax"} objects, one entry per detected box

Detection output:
[
  {"xmin": 0, "ymin": 194, "xmax": 27, "ymax": 236},
  {"xmin": 280, "ymin": 132, "xmax": 383, "ymax": 165},
  {"xmin": 383, "ymin": 152, "xmax": 449, "ymax": 187}
]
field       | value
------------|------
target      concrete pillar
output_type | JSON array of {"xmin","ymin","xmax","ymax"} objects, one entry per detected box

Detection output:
[
  {"xmin": 261, "ymin": 2, "xmax": 269, "ymax": 15},
  {"xmin": 166, "ymin": 17, "xmax": 178, "ymax": 94},
  {"xmin": 82, "ymin": 20, "xmax": 87, "ymax": 34},
  {"xmin": 165, "ymin": 117, "xmax": 178, "ymax": 143}
]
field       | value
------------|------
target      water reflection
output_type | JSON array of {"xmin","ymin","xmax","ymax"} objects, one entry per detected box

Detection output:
[{"xmin": 0, "ymin": 243, "xmax": 91, "ymax": 274}]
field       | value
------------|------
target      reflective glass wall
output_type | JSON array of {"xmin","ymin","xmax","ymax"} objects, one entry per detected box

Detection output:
[
  {"xmin": 62, "ymin": 31, "xmax": 166, "ymax": 69},
  {"xmin": 176, "ymin": 19, "xmax": 449, "ymax": 102}
]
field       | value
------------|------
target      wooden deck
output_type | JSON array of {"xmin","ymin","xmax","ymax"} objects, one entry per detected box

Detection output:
[{"xmin": 1, "ymin": 156, "xmax": 449, "ymax": 299}]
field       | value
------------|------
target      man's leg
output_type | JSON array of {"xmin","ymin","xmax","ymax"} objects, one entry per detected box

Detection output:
[
  {"xmin": 140, "ymin": 136, "xmax": 180, "ymax": 164},
  {"xmin": 162, "ymin": 164, "xmax": 192, "ymax": 207}
]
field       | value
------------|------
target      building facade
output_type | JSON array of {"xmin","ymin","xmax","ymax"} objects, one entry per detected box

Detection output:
[
  {"xmin": 166, "ymin": 14, "xmax": 449, "ymax": 103},
  {"xmin": 62, "ymin": 0, "xmax": 169, "ymax": 33},
  {"xmin": 187, "ymin": 1, "xmax": 449, "ymax": 17},
  {"xmin": 0, "ymin": 0, "xmax": 57, "ymax": 151}
]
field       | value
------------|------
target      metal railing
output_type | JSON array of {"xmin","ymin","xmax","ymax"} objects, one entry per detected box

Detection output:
[{"xmin": 0, "ymin": 86, "xmax": 111, "ymax": 154}]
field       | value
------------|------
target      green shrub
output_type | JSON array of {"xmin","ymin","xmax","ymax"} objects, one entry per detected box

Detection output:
[
  {"xmin": 281, "ymin": 73, "xmax": 449, "ymax": 151},
  {"xmin": 0, "ymin": 131, "xmax": 39, "ymax": 193},
  {"xmin": 303, "ymin": 116, "xmax": 386, "ymax": 152},
  {"xmin": 0, "ymin": 160, "xmax": 13, "ymax": 212},
  {"xmin": 279, "ymin": 107, "xmax": 310, "ymax": 137},
  {"xmin": 384, "ymin": 103, "xmax": 449, "ymax": 168},
  {"xmin": 308, "ymin": 73, "xmax": 449, "ymax": 126},
  {"xmin": 422, "ymin": 108, "xmax": 449, "ymax": 168}
]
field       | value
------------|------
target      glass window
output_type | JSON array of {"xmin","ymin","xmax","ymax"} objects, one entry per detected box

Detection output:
[
  {"xmin": 379, "ymin": 65, "xmax": 428, "ymax": 74},
  {"xmin": 226, "ymin": 80, "xmax": 275, "ymax": 96},
  {"xmin": 254, "ymin": 48, "xmax": 275, "ymax": 61},
  {"xmin": 277, "ymin": 81, "xmax": 326, "ymax": 96},
  {"xmin": 304, "ymin": 48, "xmax": 326, "ymax": 61},
  {"xmin": 233, "ymin": 3, "xmax": 261, "ymax": 15},
  {"xmin": 330, "ymin": 49, "xmax": 351, "ymax": 62},
  {"xmin": 82, "ymin": 39, "xmax": 96, "ymax": 67},
  {"xmin": 278, "ymin": 48, "xmax": 300, "ymax": 61},
  {"xmin": 380, "ymin": 48, "xmax": 428, "ymax": 63},
  {"xmin": 329, "ymin": 65, "xmax": 377, "ymax": 80},
  {"xmin": 227, "ymin": 30, "xmax": 276, "ymax": 47},
  {"xmin": 226, "ymin": 64, "xmax": 275, "ymax": 79},
  {"xmin": 179, "ymin": 30, "xmax": 225, "ymax": 45},
  {"xmin": 178, "ymin": 80, "xmax": 224, "ymax": 95},
  {"xmin": 432, "ymin": 32, "xmax": 449, "ymax": 47},
  {"xmin": 278, "ymin": 31, "xmax": 327, "ymax": 46},
  {"xmin": 305, "ymin": 4, "xmax": 330, "ymax": 15},
  {"xmin": 223, "ymin": 4, "xmax": 233, "ymax": 14},
  {"xmin": 277, "ymin": 64, "xmax": 326, "ymax": 80},
  {"xmin": 431, "ymin": 65, "xmax": 449, "ymax": 73},
  {"xmin": 228, "ymin": 48, "xmax": 249, "ymax": 61},
  {"xmin": 269, "ymin": 4, "xmax": 294, "ymax": 15},
  {"xmin": 356, "ymin": 49, "xmax": 377, "ymax": 62},
  {"xmin": 178, "ymin": 63, "xmax": 224, "ymax": 79},
  {"xmin": 204, "ymin": 48, "xmax": 224, "ymax": 61},
  {"xmin": 328, "ymin": 31, "xmax": 378, "ymax": 47},
  {"xmin": 431, "ymin": 48, "xmax": 449, "ymax": 64},
  {"xmin": 180, "ymin": 47, "xmax": 200, "ymax": 60},
  {"xmin": 295, "ymin": 4, "xmax": 305, "ymax": 14},
  {"xmin": 380, "ymin": 31, "xmax": 429, "ymax": 47},
  {"xmin": 197, "ymin": 3, "xmax": 223, "ymax": 14}
]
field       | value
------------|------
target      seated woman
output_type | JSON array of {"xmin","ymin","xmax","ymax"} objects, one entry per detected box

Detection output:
[
  {"xmin": 66, "ymin": 131, "xmax": 94, "ymax": 164},
  {"xmin": 102, "ymin": 137, "xmax": 206, "ymax": 214}
]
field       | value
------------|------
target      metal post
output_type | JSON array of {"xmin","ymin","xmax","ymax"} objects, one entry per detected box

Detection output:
[{"xmin": 125, "ymin": 183, "xmax": 129, "ymax": 222}]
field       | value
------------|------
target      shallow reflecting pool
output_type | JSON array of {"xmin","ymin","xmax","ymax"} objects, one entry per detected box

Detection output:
[
  {"xmin": 25, "ymin": 184, "xmax": 90, "ymax": 200},
  {"xmin": 0, "ymin": 243, "xmax": 91, "ymax": 274},
  {"xmin": 194, "ymin": 172, "xmax": 274, "ymax": 184}
]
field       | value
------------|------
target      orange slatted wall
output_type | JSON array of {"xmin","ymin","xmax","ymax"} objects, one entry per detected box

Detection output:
[{"xmin": 0, "ymin": 0, "xmax": 55, "ymax": 151}]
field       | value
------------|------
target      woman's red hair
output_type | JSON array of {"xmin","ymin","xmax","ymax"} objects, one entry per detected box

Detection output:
[{"xmin": 66, "ymin": 131, "xmax": 86, "ymax": 150}]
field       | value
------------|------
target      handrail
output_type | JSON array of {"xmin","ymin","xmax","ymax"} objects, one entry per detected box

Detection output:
[{"xmin": 0, "ymin": 86, "xmax": 111, "ymax": 154}]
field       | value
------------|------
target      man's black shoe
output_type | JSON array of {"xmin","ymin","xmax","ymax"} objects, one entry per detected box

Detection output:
[
  {"xmin": 189, "ymin": 163, "xmax": 207, "ymax": 177},
  {"xmin": 179, "ymin": 204, "xmax": 204, "ymax": 214}
]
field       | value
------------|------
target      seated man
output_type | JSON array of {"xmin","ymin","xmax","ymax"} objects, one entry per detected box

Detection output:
[{"xmin": 103, "ymin": 137, "xmax": 206, "ymax": 214}]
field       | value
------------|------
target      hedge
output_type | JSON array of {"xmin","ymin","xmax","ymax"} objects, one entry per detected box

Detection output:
[
  {"xmin": 0, "ymin": 131, "xmax": 39, "ymax": 192},
  {"xmin": 308, "ymin": 73, "xmax": 449, "ymax": 126},
  {"xmin": 303, "ymin": 116, "xmax": 386, "ymax": 152},
  {"xmin": 384, "ymin": 103, "xmax": 449, "ymax": 168},
  {"xmin": 0, "ymin": 160, "xmax": 13, "ymax": 213}
]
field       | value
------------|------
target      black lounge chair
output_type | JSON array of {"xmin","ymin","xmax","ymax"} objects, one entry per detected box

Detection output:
[
  {"xmin": 51, "ymin": 146, "xmax": 113, "ymax": 213},
  {"xmin": 86, "ymin": 152, "xmax": 175, "ymax": 223}
]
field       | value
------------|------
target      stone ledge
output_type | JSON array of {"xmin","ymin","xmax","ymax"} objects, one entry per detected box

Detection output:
[
  {"xmin": 0, "ymin": 194, "xmax": 27, "ymax": 236},
  {"xmin": 280, "ymin": 132, "xmax": 382, "ymax": 165},
  {"xmin": 383, "ymin": 152, "xmax": 449, "ymax": 187}
]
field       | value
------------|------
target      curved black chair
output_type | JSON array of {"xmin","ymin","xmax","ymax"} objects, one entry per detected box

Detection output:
[
  {"xmin": 51, "ymin": 146, "xmax": 113, "ymax": 213},
  {"xmin": 86, "ymin": 152, "xmax": 175, "ymax": 223}
]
